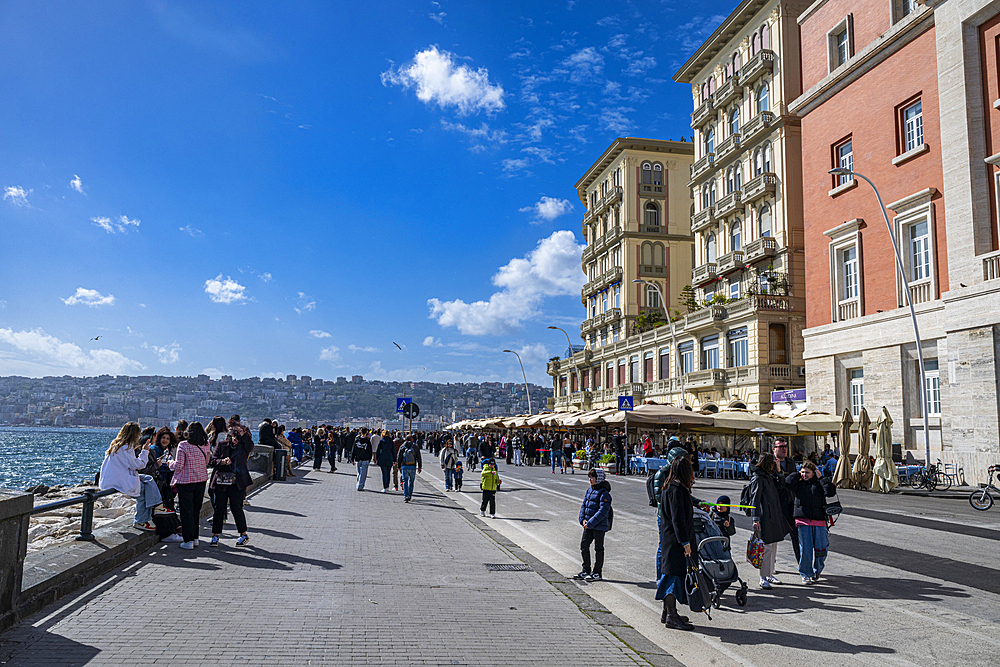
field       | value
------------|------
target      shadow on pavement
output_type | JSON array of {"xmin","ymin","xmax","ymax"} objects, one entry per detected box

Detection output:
[
  {"xmin": 162, "ymin": 545, "xmax": 342, "ymax": 572},
  {"xmin": 242, "ymin": 505, "xmax": 305, "ymax": 517},
  {"xmin": 695, "ymin": 626, "xmax": 895, "ymax": 655},
  {"xmin": 0, "ymin": 630, "xmax": 101, "ymax": 667}
]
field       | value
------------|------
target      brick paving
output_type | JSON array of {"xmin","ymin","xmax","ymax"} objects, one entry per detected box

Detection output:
[{"xmin": 0, "ymin": 465, "xmax": 652, "ymax": 666}]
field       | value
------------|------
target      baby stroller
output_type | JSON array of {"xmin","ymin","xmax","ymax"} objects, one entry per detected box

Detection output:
[{"xmin": 692, "ymin": 508, "xmax": 748, "ymax": 608}]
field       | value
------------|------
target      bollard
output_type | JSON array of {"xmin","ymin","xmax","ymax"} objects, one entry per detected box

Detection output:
[{"xmin": 77, "ymin": 489, "xmax": 98, "ymax": 541}]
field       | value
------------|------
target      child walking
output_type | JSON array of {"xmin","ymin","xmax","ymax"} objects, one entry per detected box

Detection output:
[
  {"xmin": 454, "ymin": 461, "xmax": 464, "ymax": 491},
  {"xmin": 480, "ymin": 459, "xmax": 501, "ymax": 518}
]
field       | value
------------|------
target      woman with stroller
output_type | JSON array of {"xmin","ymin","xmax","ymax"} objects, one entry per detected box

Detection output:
[
  {"xmin": 658, "ymin": 455, "xmax": 696, "ymax": 631},
  {"xmin": 749, "ymin": 453, "xmax": 790, "ymax": 589},
  {"xmin": 785, "ymin": 461, "xmax": 837, "ymax": 583}
]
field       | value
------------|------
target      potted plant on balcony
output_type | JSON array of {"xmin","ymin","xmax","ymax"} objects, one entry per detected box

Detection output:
[{"xmin": 599, "ymin": 453, "xmax": 616, "ymax": 472}]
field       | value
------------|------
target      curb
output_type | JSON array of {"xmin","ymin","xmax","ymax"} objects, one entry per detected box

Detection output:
[{"xmin": 415, "ymin": 475, "xmax": 686, "ymax": 667}]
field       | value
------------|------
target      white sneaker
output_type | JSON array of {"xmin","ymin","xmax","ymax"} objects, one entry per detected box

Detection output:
[
  {"xmin": 180, "ymin": 541, "xmax": 195, "ymax": 550},
  {"xmin": 193, "ymin": 539, "xmax": 200, "ymax": 547},
  {"xmin": 480, "ymin": 510, "xmax": 486, "ymax": 517},
  {"xmin": 382, "ymin": 488, "xmax": 388, "ymax": 493},
  {"xmin": 766, "ymin": 576, "xmax": 781, "ymax": 585},
  {"xmin": 490, "ymin": 514, "xmax": 495, "ymax": 519},
  {"xmin": 162, "ymin": 534, "xmax": 184, "ymax": 543}
]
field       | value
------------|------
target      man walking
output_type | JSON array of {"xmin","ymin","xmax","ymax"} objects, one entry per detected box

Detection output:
[
  {"xmin": 353, "ymin": 429, "xmax": 373, "ymax": 491},
  {"xmin": 576, "ymin": 469, "xmax": 612, "ymax": 582},
  {"xmin": 440, "ymin": 438, "xmax": 460, "ymax": 491},
  {"xmin": 773, "ymin": 438, "xmax": 799, "ymax": 562},
  {"xmin": 612, "ymin": 429, "xmax": 626, "ymax": 475},
  {"xmin": 397, "ymin": 435, "xmax": 422, "ymax": 502}
]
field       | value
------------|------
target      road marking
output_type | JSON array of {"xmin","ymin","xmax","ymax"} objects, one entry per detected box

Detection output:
[
  {"xmin": 886, "ymin": 604, "xmax": 1000, "ymax": 648},
  {"xmin": 526, "ymin": 502, "xmax": 540, "ymax": 508},
  {"xmin": 545, "ymin": 510, "xmax": 559, "ymax": 516},
  {"xmin": 606, "ymin": 535, "xmax": 621, "ymax": 542},
  {"xmin": 503, "ymin": 474, "xmax": 651, "ymax": 521},
  {"xmin": 787, "ymin": 616, "xmax": 819, "ymax": 628}
]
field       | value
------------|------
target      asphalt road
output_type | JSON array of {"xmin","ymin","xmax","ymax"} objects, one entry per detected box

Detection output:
[{"xmin": 422, "ymin": 461, "xmax": 1000, "ymax": 667}]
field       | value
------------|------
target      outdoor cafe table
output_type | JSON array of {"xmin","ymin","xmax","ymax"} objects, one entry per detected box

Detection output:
[{"xmin": 632, "ymin": 456, "xmax": 669, "ymax": 473}]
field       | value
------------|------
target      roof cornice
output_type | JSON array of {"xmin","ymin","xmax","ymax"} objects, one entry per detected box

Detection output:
[
  {"xmin": 673, "ymin": 0, "xmax": 771, "ymax": 83},
  {"xmin": 574, "ymin": 138, "xmax": 694, "ymax": 196}
]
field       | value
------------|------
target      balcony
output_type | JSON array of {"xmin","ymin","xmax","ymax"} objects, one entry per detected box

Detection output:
[
  {"xmin": 741, "ymin": 111, "xmax": 775, "ymax": 145},
  {"xmin": 685, "ymin": 369, "xmax": 727, "ymax": 389},
  {"xmin": 640, "ymin": 182, "xmax": 666, "ymax": 196},
  {"xmin": 741, "ymin": 50, "xmax": 775, "ymax": 85},
  {"xmin": 692, "ymin": 262, "xmax": 718, "ymax": 287},
  {"xmin": 691, "ymin": 98, "xmax": 714, "ymax": 128},
  {"xmin": 714, "ymin": 77, "xmax": 743, "ymax": 108},
  {"xmin": 691, "ymin": 206, "xmax": 716, "ymax": 234},
  {"xmin": 714, "ymin": 190, "xmax": 742, "ymax": 218},
  {"xmin": 582, "ymin": 244, "xmax": 596, "ymax": 263},
  {"xmin": 689, "ymin": 153, "xmax": 715, "ymax": 185},
  {"xmin": 685, "ymin": 304, "xmax": 726, "ymax": 331},
  {"xmin": 593, "ymin": 185, "xmax": 624, "ymax": 217},
  {"xmin": 743, "ymin": 172, "xmax": 776, "ymax": 204},
  {"xmin": 906, "ymin": 278, "xmax": 933, "ymax": 305},
  {"xmin": 742, "ymin": 236, "xmax": 777, "ymax": 263},
  {"xmin": 837, "ymin": 298, "xmax": 860, "ymax": 321},
  {"xmin": 638, "ymin": 264, "xmax": 667, "ymax": 277},
  {"xmin": 716, "ymin": 250, "xmax": 744, "ymax": 275},
  {"xmin": 983, "ymin": 250, "xmax": 1000, "ymax": 280},
  {"xmin": 716, "ymin": 133, "xmax": 741, "ymax": 162}
]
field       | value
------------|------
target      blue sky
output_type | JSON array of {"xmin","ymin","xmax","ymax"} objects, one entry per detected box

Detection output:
[{"xmin": 0, "ymin": 0, "xmax": 731, "ymax": 385}]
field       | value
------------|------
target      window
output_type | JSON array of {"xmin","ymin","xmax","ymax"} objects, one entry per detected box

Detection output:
[
  {"xmin": 612, "ymin": 325, "xmax": 620, "ymax": 343},
  {"xmin": 731, "ymin": 220, "xmax": 742, "ymax": 251},
  {"xmin": 836, "ymin": 140, "xmax": 854, "ymax": 186},
  {"xmin": 842, "ymin": 246, "xmax": 859, "ymax": 299},
  {"xmin": 760, "ymin": 23, "xmax": 770, "ymax": 50},
  {"xmin": 706, "ymin": 233, "xmax": 717, "ymax": 263},
  {"xmin": 618, "ymin": 359, "xmax": 626, "ymax": 385},
  {"xmin": 727, "ymin": 327, "xmax": 748, "ymax": 367},
  {"xmin": 659, "ymin": 348, "xmax": 670, "ymax": 380},
  {"xmin": 630, "ymin": 355, "xmax": 640, "ymax": 383},
  {"xmin": 642, "ymin": 242, "xmax": 652, "ymax": 265},
  {"xmin": 835, "ymin": 29, "xmax": 849, "ymax": 67},
  {"xmin": 726, "ymin": 168, "xmax": 735, "ymax": 194},
  {"xmin": 644, "ymin": 352, "xmax": 654, "ymax": 382},
  {"xmin": 768, "ymin": 323, "xmax": 787, "ymax": 364},
  {"xmin": 903, "ymin": 101, "xmax": 923, "ymax": 152},
  {"xmin": 732, "ymin": 51, "xmax": 741, "ymax": 73},
  {"xmin": 679, "ymin": 341, "xmax": 695, "ymax": 375},
  {"xmin": 750, "ymin": 33, "xmax": 760, "ymax": 56},
  {"xmin": 709, "ymin": 180, "xmax": 717, "ymax": 206},
  {"xmin": 601, "ymin": 329, "xmax": 607, "ymax": 347},
  {"xmin": 613, "ymin": 167, "xmax": 621, "ymax": 187},
  {"xmin": 923, "ymin": 359, "xmax": 940, "ymax": 416},
  {"xmin": 759, "ymin": 204, "xmax": 772, "ymax": 238},
  {"xmin": 754, "ymin": 144, "xmax": 771, "ymax": 176},
  {"xmin": 653, "ymin": 163, "xmax": 663, "ymax": 186},
  {"xmin": 602, "ymin": 291, "xmax": 608, "ymax": 312},
  {"xmin": 909, "ymin": 220, "xmax": 931, "ymax": 281},
  {"xmin": 701, "ymin": 335, "xmax": 720, "ymax": 370},
  {"xmin": 645, "ymin": 202, "xmax": 660, "ymax": 227},
  {"xmin": 606, "ymin": 362, "xmax": 614, "ymax": 388},
  {"xmin": 613, "ymin": 284, "xmax": 620, "ymax": 308},
  {"xmin": 642, "ymin": 162, "xmax": 652, "ymax": 184},
  {"xmin": 701, "ymin": 82, "xmax": 708, "ymax": 103},
  {"xmin": 729, "ymin": 108, "xmax": 740, "ymax": 136},
  {"xmin": 756, "ymin": 84, "xmax": 769, "ymax": 115},
  {"xmin": 901, "ymin": 0, "xmax": 916, "ymax": 17},
  {"xmin": 653, "ymin": 243, "xmax": 665, "ymax": 265},
  {"xmin": 729, "ymin": 279, "xmax": 741, "ymax": 300},
  {"xmin": 646, "ymin": 285, "xmax": 661, "ymax": 308},
  {"xmin": 589, "ymin": 297, "xmax": 597, "ymax": 319},
  {"xmin": 828, "ymin": 17, "xmax": 854, "ymax": 72},
  {"xmin": 849, "ymin": 368, "xmax": 865, "ymax": 417},
  {"xmin": 705, "ymin": 127, "xmax": 715, "ymax": 154}
]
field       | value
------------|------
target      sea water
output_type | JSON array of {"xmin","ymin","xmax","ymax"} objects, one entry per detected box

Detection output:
[{"xmin": 0, "ymin": 427, "xmax": 118, "ymax": 490}]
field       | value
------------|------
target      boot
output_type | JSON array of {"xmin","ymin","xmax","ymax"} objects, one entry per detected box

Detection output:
[{"xmin": 664, "ymin": 595, "xmax": 694, "ymax": 631}]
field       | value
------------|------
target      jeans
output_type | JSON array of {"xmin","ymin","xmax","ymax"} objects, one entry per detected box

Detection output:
[
  {"xmin": 175, "ymin": 481, "xmax": 205, "ymax": 543},
  {"xmin": 551, "ymin": 452, "xmax": 563, "ymax": 472},
  {"xmin": 393, "ymin": 463, "xmax": 399, "ymax": 490},
  {"xmin": 401, "ymin": 465, "xmax": 416, "ymax": 499},
  {"xmin": 328, "ymin": 444, "xmax": 338, "ymax": 471},
  {"xmin": 356, "ymin": 460, "xmax": 369, "ymax": 490},
  {"xmin": 513, "ymin": 449, "xmax": 522, "ymax": 466},
  {"xmin": 581, "ymin": 528, "xmax": 606, "ymax": 575},
  {"xmin": 212, "ymin": 484, "xmax": 247, "ymax": 534},
  {"xmin": 379, "ymin": 464, "xmax": 392, "ymax": 490},
  {"xmin": 656, "ymin": 513, "xmax": 662, "ymax": 579},
  {"xmin": 134, "ymin": 474, "xmax": 162, "ymax": 524},
  {"xmin": 444, "ymin": 467, "xmax": 455, "ymax": 490},
  {"xmin": 797, "ymin": 524, "xmax": 829, "ymax": 579},
  {"xmin": 480, "ymin": 490, "xmax": 496, "ymax": 514}
]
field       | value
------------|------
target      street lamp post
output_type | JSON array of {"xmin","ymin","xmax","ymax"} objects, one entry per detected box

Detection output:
[
  {"xmin": 547, "ymin": 325, "xmax": 582, "ymax": 409},
  {"xmin": 829, "ymin": 167, "xmax": 931, "ymax": 468},
  {"xmin": 503, "ymin": 349, "xmax": 533, "ymax": 415},
  {"xmin": 633, "ymin": 279, "xmax": 687, "ymax": 408}
]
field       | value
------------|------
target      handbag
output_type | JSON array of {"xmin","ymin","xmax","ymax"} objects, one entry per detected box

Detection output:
[
  {"xmin": 151, "ymin": 511, "xmax": 181, "ymax": 538},
  {"xmin": 746, "ymin": 531, "xmax": 765, "ymax": 569},
  {"xmin": 684, "ymin": 556, "xmax": 713, "ymax": 618},
  {"xmin": 216, "ymin": 471, "xmax": 236, "ymax": 486},
  {"xmin": 825, "ymin": 491, "xmax": 843, "ymax": 516}
]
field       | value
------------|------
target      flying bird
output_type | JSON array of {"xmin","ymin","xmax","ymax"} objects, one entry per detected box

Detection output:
[
  {"xmin": 393, "ymin": 342, "xmax": 402, "ymax": 350},
  {"xmin": 90, "ymin": 336, "xmax": 101, "ymax": 341}
]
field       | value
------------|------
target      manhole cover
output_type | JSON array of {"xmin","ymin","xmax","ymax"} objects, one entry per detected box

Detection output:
[{"xmin": 485, "ymin": 563, "xmax": 531, "ymax": 571}]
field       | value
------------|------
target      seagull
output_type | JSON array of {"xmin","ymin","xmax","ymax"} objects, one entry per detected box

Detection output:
[
  {"xmin": 90, "ymin": 336, "xmax": 101, "ymax": 341},
  {"xmin": 393, "ymin": 342, "xmax": 402, "ymax": 350}
]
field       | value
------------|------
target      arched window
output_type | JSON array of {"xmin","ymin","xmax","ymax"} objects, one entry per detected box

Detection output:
[
  {"xmin": 704, "ymin": 127, "xmax": 715, "ymax": 154},
  {"xmin": 702, "ymin": 185, "xmax": 711, "ymax": 209},
  {"xmin": 726, "ymin": 168, "xmax": 735, "ymax": 194},
  {"xmin": 762, "ymin": 142, "xmax": 772, "ymax": 172},
  {"xmin": 701, "ymin": 82, "xmax": 708, "ymax": 103},
  {"xmin": 641, "ymin": 242, "xmax": 653, "ymax": 265},
  {"xmin": 708, "ymin": 76, "xmax": 716, "ymax": 96},
  {"xmin": 653, "ymin": 163, "xmax": 663, "ymax": 186},
  {"xmin": 701, "ymin": 404, "xmax": 720, "ymax": 414},
  {"xmin": 724, "ymin": 63, "xmax": 732, "ymax": 79},
  {"xmin": 731, "ymin": 220, "xmax": 742, "ymax": 251},
  {"xmin": 653, "ymin": 243, "xmax": 665, "ymax": 265},
  {"xmin": 706, "ymin": 233, "xmax": 717, "ymax": 263},
  {"xmin": 709, "ymin": 180, "xmax": 717, "ymax": 206},
  {"xmin": 733, "ymin": 51, "xmax": 741, "ymax": 72},
  {"xmin": 730, "ymin": 400, "xmax": 747, "ymax": 410},
  {"xmin": 761, "ymin": 23, "xmax": 770, "ymax": 50},
  {"xmin": 756, "ymin": 83, "xmax": 769, "ymax": 114},
  {"xmin": 734, "ymin": 164, "xmax": 742, "ymax": 190},
  {"xmin": 753, "ymin": 148, "xmax": 763, "ymax": 177},
  {"xmin": 644, "ymin": 201, "xmax": 660, "ymax": 227},
  {"xmin": 729, "ymin": 108, "xmax": 740, "ymax": 136},
  {"xmin": 641, "ymin": 162, "xmax": 652, "ymax": 184},
  {"xmin": 751, "ymin": 33, "xmax": 760, "ymax": 56},
  {"xmin": 759, "ymin": 204, "xmax": 772, "ymax": 238}
]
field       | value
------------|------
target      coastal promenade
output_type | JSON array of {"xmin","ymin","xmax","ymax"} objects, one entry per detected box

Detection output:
[{"xmin": 0, "ymin": 465, "xmax": 670, "ymax": 667}]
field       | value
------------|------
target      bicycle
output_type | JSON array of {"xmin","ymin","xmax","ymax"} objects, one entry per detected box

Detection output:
[
  {"xmin": 969, "ymin": 465, "xmax": 1000, "ymax": 511},
  {"xmin": 908, "ymin": 461, "xmax": 951, "ymax": 491}
]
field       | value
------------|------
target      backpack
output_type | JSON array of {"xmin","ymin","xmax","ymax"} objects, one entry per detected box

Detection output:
[
  {"xmin": 607, "ymin": 504, "xmax": 614, "ymax": 531},
  {"xmin": 401, "ymin": 445, "xmax": 417, "ymax": 466},
  {"xmin": 646, "ymin": 472, "xmax": 657, "ymax": 507},
  {"xmin": 740, "ymin": 483, "xmax": 753, "ymax": 517}
]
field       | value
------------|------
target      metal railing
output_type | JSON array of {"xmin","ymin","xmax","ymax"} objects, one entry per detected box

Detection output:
[{"xmin": 30, "ymin": 488, "xmax": 119, "ymax": 542}]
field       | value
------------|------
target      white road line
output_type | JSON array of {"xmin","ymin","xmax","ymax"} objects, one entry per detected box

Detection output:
[
  {"xmin": 526, "ymin": 502, "xmax": 540, "ymax": 508},
  {"xmin": 787, "ymin": 616, "xmax": 819, "ymax": 628},
  {"xmin": 606, "ymin": 535, "xmax": 621, "ymax": 542},
  {"xmin": 503, "ymin": 474, "xmax": 651, "ymax": 521},
  {"xmin": 545, "ymin": 510, "xmax": 559, "ymax": 516}
]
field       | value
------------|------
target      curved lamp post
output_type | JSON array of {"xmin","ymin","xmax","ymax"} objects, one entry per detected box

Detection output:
[
  {"xmin": 633, "ymin": 279, "xmax": 687, "ymax": 409},
  {"xmin": 548, "ymin": 325, "xmax": 582, "ymax": 408},
  {"xmin": 829, "ymin": 167, "xmax": 930, "ymax": 468},
  {"xmin": 503, "ymin": 349, "xmax": 532, "ymax": 415}
]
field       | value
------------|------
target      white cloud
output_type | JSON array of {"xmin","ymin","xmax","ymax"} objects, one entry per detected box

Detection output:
[
  {"xmin": 201, "ymin": 367, "xmax": 224, "ymax": 379},
  {"xmin": 429, "ymin": 11, "xmax": 446, "ymax": 24},
  {"xmin": 180, "ymin": 224, "xmax": 203, "ymax": 237},
  {"xmin": 70, "ymin": 175, "xmax": 84, "ymax": 194},
  {"xmin": 348, "ymin": 344, "xmax": 380, "ymax": 353},
  {"xmin": 381, "ymin": 45, "xmax": 505, "ymax": 115},
  {"xmin": 0, "ymin": 327, "xmax": 145, "ymax": 375},
  {"xmin": 61, "ymin": 287, "xmax": 116, "ymax": 307},
  {"xmin": 519, "ymin": 196, "xmax": 573, "ymax": 224},
  {"xmin": 428, "ymin": 230, "xmax": 585, "ymax": 335},
  {"xmin": 423, "ymin": 336, "xmax": 443, "ymax": 347},
  {"xmin": 151, "ymin": 342, "xmax": 181, "ymax": 364},
  {"xmin": 91, "ymin": 214, "xmax": 140, "ymax": 234},
  {"xmin": 601, "ymin": 108, "xmax": 633, "ymax": 135},
  {"xmin": 294, "ymin": 292, "xmax": 316, "ymax": 314},
  {"xmin": 563, "ymin": 47, "xmax": 604, "ymax": 83},
  {"xmin": 625, "ymin": 54, "xmax": 657, "ymax": 77},
  {"xmin": 502, "ymin": 157, "xmax": 531, "ymax": 173},
  {"xmin": 310, "ymin": 330, "xmax": 332, "ymax": 338},
  {"xmin": 259, "ymin": 272, "xmax": 272, "ymax": 282},
  {"xmin": 3, "ymin": 186, "xmax": 31, "ymax": 207},
  {"xmin": 440, "ymin": 120, "xmax": 507, "ymax": 150},
  {"xmin": 204, "ymin": 275, "xmax": 247, "ymax": 304},
  {"xmin": 319, "ymin": 345, "xmax": 340, "ymax": 362}
]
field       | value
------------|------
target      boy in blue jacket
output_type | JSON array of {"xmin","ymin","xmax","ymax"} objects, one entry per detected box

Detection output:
[{"xmin": 575, "ymin": 469, "xmax": 612, "ymax": 582}]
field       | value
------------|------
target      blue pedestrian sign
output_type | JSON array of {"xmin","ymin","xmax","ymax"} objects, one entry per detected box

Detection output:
[
  {"xmin": 396, "ymin": 397, "xmax": 412, "ymax": 412},
  {"xmin": 618, "ymin": 395, "xmax": 634, "ymax": 411}
]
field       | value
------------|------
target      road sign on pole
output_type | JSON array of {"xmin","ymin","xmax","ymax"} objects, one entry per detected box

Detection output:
[
  {"xmin": 618, "ymin": 395, "xmax": 634, "ymax": 411},
  {"xmin": 396, "ymin": 397, "xmax": 412, "ymax": 413}
]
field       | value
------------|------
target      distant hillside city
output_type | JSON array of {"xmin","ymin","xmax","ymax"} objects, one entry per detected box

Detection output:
[{"xmin": 0, "ymin": 374, "xmax": 550, "ymax": 430}]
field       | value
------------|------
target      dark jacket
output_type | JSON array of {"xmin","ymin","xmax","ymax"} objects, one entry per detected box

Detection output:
[
  {"xmin": 775, "ymin": 457, "xmax": 796, "ymax": 518},
  {"xmin": 578, "ymin": 480, "xmax": 612, "ymax": 532},
  {"xmin": 396, "ymin": 441, "xmax": 422, "ymax": 467},
  {"xmin": 258, "ymin": 422, "xmax": 280, "ymax": 448},
  {"xmin": 785, "ymin": 472, "xmax": 837, "ymax": 521},
  {"xmin": 375, "ymin": 437, "xmax": 395, "ymax": 467},
  {"xmin": 478, "ymin": 439, "xmax": 495, "ymax": 460},
  {"xmin": 659, "ymin": 481, "xmax": 696, "ymax": 579},
  {"xmin": 353, "ymin": 436, "xmax": 373, "ymax": 463},
  {"xmin": 749, "ymin": 464, "xmax": 790, "ymax": 544},
  {"xmin": 209, "ymin": 428, "xmax": 254, "ymax": 490}
]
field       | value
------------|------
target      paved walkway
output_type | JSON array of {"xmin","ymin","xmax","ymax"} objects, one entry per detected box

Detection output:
[{"xmin": 0, "ymin": 465, "xmax": 663, "ymax": 666}]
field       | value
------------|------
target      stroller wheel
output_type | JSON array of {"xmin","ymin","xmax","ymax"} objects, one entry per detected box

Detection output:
[{"xmin": 735, "ymin": 588, "xmax": 748, "ymax": 607}]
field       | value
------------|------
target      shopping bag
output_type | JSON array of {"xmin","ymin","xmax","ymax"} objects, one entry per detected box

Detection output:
[
  {"xmin": 746, "ymin": 531, "xmax": 765, "ymax": 569},
  {"xmin": 684, "ymin": 556, "xmax": 713, "ymax": 618}
]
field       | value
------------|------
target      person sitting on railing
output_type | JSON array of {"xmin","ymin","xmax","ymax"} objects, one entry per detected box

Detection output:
[
  {"xmin": 99, "ymin": 421, "xmax": 162, "ymax": 532},
  {"xmin": 148, "ymin": 427, "xmax": 178, "ymax": 513}
]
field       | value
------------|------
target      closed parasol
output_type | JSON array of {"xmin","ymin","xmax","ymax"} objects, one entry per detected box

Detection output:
[
  {"xmin": 832, "ymin": 409, "xmax": 855, "ymax": 489},
  {"xmin": 871, "ymin": 406, "xmax": 899, "ymax": 493},
  {"xmin": 852, "ymin": 408, "xmax": 873, "ymax": 489}
]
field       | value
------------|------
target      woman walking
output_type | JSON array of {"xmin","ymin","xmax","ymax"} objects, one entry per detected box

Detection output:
[
  {"xmin": 785, "ymin": 461, "xmax": 836, "ymax": 583},
  {"xmin": 209, "ymin": 415, "xmax": 254, "ymax": 547},
  {"xmin": 479, "ymin": 459, "xmax": 501, "ymax": 518},
  {"xmin": 99, "ymin": 421, "xmax": 162, "ymax": 531},
  {"xmin": 657, "ymin": 455, "xmax": 696, "ymax": 631},
  {"xmin": 375, "ymin": 430, "xmax": 395, "ymax": 493},
  {"xmin": 749, "ymin": 453, "xmax": 790, "ymax": 589},
  {"xmin": 169, "ymin": 422, "xmax": 211, "ymax": 549}
]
